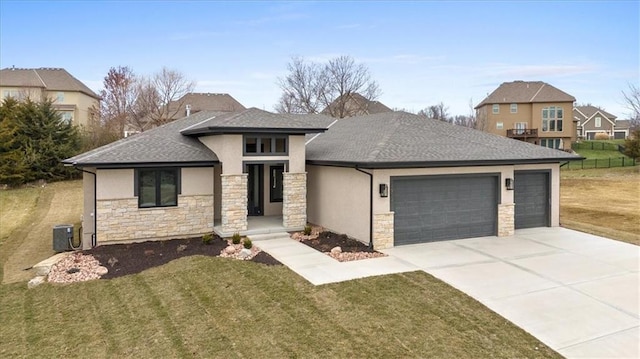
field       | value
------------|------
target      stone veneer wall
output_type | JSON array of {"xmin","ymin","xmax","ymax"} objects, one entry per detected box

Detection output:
[
  {"xmin": 283, "ymin": 172, "xmax": 307, "ymax": 229},
  {"xmin": 96, "ymin": 195, "xmax": 213, "ymax": 243},
  {"xmin": 498, "ymin": 203, "xmax": 515, "ymax": 237},
  {"xmin": 373, "ymin": 212, "xmax": 394, "ymax": 249},
  {"xmin": 221, "ymin": 174, "xmax": 248, "ymax": 233}
]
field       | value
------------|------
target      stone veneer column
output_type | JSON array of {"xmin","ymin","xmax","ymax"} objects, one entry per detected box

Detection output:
[
  {"xmin": 497, "ymin": 203, "xmax": 515, "ymax": 237},
  {"xmin": 221, "ymin": 174, "xmax": 248, "ymax": 233},
  {"xmin": 373, "ymin": 212, "xmax": 394, "ymax": 250},
  {"xmin": 283, "ymin": 172, "xmax": 307, "ymax": 229}
]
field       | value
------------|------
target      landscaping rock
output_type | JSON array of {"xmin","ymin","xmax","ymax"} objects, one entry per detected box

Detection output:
[
  {"xmin": 177, "ymin": 244, "xmax": 188, "ymax": 252},
  {"xmin": 28, "ymin": 276, "xmax": 46, "ymax": 289},
  {"xmin": 238, "ymin": 248, "xmax": 252, "ymax": 259},
  {"xmin": 225, "ymin": 246, "xmax": 237, "ymax": 255},
  {"xmin": 330, "ymin": 246, "xmax": 342, "ymax": 254},
  {"xmin": 96, "ymin": 266, "xmax": 108, "ymax": 276}
]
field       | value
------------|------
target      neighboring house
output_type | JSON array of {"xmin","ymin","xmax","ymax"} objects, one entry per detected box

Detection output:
[
  {"xmin": 320, "ymin": 92, "xmax": 392, "ymax": 118},
  {"xmin": 124, "ymin": 92, "xmax": 245, "ymax": 137},
  {"xmin": 573, "ymin": 105, "xmax": 628, "ymax": 139},
  {"xmin": 64, "ymin": 108, "xmax": 579, "ymax": 250},
  {"xmin": 475, "ymin": 81, "xmax": 576, "ymax": 150},
  {"xmin": 0, "ymin": 67, "xmax": 100, "ymax": 127}
]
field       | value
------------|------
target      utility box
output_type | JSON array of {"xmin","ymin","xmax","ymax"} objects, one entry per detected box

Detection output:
[{"xmin": 53, "ymin": 224, "xmax": 74, "ymax": 252}]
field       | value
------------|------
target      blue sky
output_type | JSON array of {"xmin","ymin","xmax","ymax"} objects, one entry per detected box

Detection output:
[{"xmin": 1, "ymin": 1, "xmax": 638, "ymax": 118}]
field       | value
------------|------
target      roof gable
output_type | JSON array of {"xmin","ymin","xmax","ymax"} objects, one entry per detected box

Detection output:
[
  {"xmin": 476, "ymin": 81, "xmax": 575, "ymax": 108},
  {"xmin": 0, "ymin": 67, "xmax": 100, "ymax": 99}
]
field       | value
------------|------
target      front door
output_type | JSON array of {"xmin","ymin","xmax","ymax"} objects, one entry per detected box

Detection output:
[{"xmin": 247, "ymin": 164, "xmax": 264, "ymax": 216}]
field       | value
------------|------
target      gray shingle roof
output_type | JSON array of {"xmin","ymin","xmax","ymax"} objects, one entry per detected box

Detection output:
[
  {"xmin": 64, "ymin": 111, "xmax": 221, "ymax": 168},
  {"xmin": 476, "ymin": 81, "xmax": 575, "ymax": 108},
  {"xmin": 573, "ymin": 105, "xmax": 617, "ymax": 121},
  {"xmin": 0, "ymin": 67, "xmax": 100, "ymax": 99},
  {"xmin": 306, "ymin": 111, "xmax": 580, "ymax": 168},
  {"xmin": 180, "ymin": 107, "xmax": 333, "ymax": 135}
]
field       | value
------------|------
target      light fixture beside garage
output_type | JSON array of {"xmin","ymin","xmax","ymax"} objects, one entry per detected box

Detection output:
[
  {"xmin": 505, "ymin": 178, "xmax": 514, "ymax": 190},
  {"xmin": 379, "ymin": 183, "xmax": 389, "ymax": 197}
]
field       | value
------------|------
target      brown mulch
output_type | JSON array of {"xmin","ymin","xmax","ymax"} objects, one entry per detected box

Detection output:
[
  {"xmin": 301, "ymin": 231, "xmax": 377, "ymax": 253},
  {"xmin": 84, "ymin": 236, "xmax": 281, "ymax": 279}
]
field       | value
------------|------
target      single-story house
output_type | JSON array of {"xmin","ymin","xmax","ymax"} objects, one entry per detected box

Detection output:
[{"xmin": 64, "ymin": 108, "xmax": 580, "ymax": 250}]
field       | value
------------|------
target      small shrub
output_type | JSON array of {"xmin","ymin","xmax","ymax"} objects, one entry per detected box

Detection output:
[
  {"xmin": 202, "ymin": 233, "xmax": 213, "ymax": 245},
  {"xmin": 303, "ymin": 225, "xmax": 312, "ymax": 236},
  {"xmin": 232, "ymin": 232, "xmax": 241, "ymax": 244},
  {"xmin": 243, "ymin": 238, "xmax": 253, "ymax": 249},
  {"xmin": 594, "ymin": 132, "xmax": 609, "ymax": 140}
]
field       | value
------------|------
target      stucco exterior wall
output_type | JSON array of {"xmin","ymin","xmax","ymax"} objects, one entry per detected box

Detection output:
[
  {"xmin": 96, "ymin": 169, "xmax": 134, "ymax": 199},
  {"xmin": 182, "ymin": 167, "xmax": 214, "ymax": 195},
  {"xmin": 486, "ymin": 103, "xmax": 533, "ymax": 136},
  {"xmin": 81, "ymin": 168, "xmax": 96, "ymax": 249},
  {"xmin": 307, "ymin": 165, "xmax": 370, "ymax": 243},
  {"xmin": 199, "ymin": 134, "xmax": 244, "ymax": 174}
]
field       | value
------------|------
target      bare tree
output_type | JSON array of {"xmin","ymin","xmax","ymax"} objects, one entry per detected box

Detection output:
[
  {"xmin": 275, "ymin": 55, "xmax": 381, "ymax": 118},
  {"xmin": 622, "ymin": 83, "xmax": 640, "ymax": 129},
  {"xmin": 418, "ymin": 102, "xmax": 451, "ymax": 122},
  {"xmin": 144, "ymin": 67, "xmax": 196, "ymax": 127},
  {"xmin": 99, "ymin": 66, "xmax": 137, "ymax": 135}
]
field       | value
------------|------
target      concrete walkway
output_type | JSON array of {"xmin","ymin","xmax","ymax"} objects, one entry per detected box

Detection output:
[
  {"xmin": 252, "ymin": 228, "xmax": 638, "ymax": 358},
  {"xmin": 248, "ymin": 233, "xmax": 418, "ymax": 285},
  {"xmin": 382, "ymin": 227, "xmax": 639, "ymax": 359}
]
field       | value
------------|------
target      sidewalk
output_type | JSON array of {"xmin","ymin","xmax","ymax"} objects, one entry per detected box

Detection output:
[{"xmin": 249, "ymin": 233, "xmax": 418, "ymax": 285}]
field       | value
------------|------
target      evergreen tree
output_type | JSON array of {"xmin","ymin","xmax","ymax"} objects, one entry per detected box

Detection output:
[
  {"xmin": 0, "ymin": 98, "xmax": 28, "ymax": 186},
  {"xmin": 0, "ymin": 98, "xmax": 81, "ymax": 186}
]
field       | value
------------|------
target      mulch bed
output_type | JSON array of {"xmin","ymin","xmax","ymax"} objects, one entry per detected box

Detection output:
[
  {"xmin": 301, "ymin": 231, "xmax": 377, "ymax": 253},
  {"xmin": 84, "ymin": 236, "xmax": 281, "ymax": 279}
]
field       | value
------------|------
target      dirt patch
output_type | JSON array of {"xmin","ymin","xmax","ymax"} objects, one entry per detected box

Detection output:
[
  {"xmin": 293, "ymin": 229, "xmax": 386, "ymax": 261},
  {"xmin": 86, "ymin": 236, "xmax": 281, "ymax": 279}
]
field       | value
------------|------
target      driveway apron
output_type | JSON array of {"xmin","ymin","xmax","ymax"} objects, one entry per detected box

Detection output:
[{"xmin": 382, "ymin": 227, "xmax": 640, "ymax": 359}]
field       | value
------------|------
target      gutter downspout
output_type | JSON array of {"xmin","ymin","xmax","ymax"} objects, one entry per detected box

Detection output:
[
  {"xmin": 80, "ymin": 169, "xmax": 97, "ymax": 248},
  {"xmin": 354, "ymin": 167, "xmax": 374, "ymax": 249}
]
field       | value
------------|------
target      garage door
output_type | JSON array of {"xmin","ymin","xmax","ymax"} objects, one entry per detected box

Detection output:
[
  {"xmin": 514, "ymin": 171, "xmax": 549, "ymax": 229},
  {"xmin": 614, "ymin": 131, "xmax": 626, "ymax": 139},
  {"xmin": 391, "ymin": 175, "xmax": 498, "ymax": 246}
]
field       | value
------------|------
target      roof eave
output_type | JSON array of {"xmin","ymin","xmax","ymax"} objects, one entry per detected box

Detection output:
[
  {"xmin": 62, "ymin": 160, "xmax": 219, "ymax": 169},
  {"xmin": 305, "ymin": 157, "xmax": 584, "ymax": 169},
  {"xmin": 181, "ymin": 127, "xmax": 328, "ymax": 136}
]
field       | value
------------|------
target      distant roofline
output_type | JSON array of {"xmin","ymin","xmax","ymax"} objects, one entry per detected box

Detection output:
[{"xmin": 62, "ymin": 160, "xmax": 219, "ymax": 169}]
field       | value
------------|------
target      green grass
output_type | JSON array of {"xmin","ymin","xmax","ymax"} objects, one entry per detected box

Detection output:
[
  {"xmin": 0, "ymin": 186, "xmax": 42, "ymax": 246},
  {"xmin": 0, "ymin": 257, "xmax": 560, "ymax": 358},
  {"xmin": 573, "ymin": 148, "xmax": 627, "ymax": 159}
]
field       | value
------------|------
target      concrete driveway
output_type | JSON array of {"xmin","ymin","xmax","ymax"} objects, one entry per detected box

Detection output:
[{"xmin": 381, "ymin": 227, "xmax": 639, "ymax": 358}]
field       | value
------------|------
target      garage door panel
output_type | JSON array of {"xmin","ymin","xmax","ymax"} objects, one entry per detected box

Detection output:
[
  {"xmin": 514, "ymin": 171, "xmax": 549, "ymax": 229},
  {"xmin": 392, "ymin": 175, "xmax": 498, "ymax": 245}
]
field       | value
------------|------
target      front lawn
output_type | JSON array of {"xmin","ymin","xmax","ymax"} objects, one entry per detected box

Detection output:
[
  {"xmin": 561, "ymin": 166, "xmax": 640, "ymax": 245},
  {"xmin": 0, "ymin": 256, "xmax": 559, "ymax": 358}
]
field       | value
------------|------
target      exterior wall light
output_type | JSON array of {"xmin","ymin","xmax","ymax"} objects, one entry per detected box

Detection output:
[
  {"xmin": 505, "ymin": 178, "xmax": 514, "ymax": 190},
  {"xmin": 379, "ymin": 183, "xmax": 388, "ymax": 197}
]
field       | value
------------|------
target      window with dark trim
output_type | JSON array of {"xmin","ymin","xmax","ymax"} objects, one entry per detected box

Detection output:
[
  {"xmin": 136, "ymin": 168, "xmax": 180, "ymax": 208},
  {"xmin": 244, "ymin": 135, "xmax": 288, "ymax": 155},
  {"xmin": 270, "ymin": 166, "xmax": 284, "ymax": 202}
]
